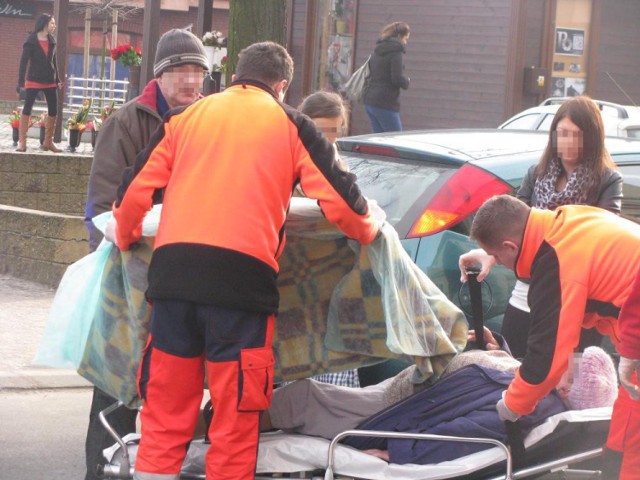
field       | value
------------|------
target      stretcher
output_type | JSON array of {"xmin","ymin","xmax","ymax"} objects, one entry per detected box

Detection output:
[
  {"xmin": 99, "ymin": 403, "xmax": 611, "ymax": 480},
  {"xmin": 91, "ymin": 204, "xmax": 614, "ymax": 479}
]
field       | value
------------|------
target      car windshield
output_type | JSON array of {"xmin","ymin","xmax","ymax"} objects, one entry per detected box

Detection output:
[{"xmin": 341, "ymin": 153, "xmax": 452, "ymax": 227}]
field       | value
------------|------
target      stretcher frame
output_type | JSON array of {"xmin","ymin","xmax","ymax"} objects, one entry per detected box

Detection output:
[{"xmin": 98, "ymin": 401, "xmax": 607, "ymax": 480}]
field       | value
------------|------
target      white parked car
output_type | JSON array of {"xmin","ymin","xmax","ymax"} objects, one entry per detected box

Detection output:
[{"xmin": 499, "ymin": 97, "xmax": 640, "ymax": 138}]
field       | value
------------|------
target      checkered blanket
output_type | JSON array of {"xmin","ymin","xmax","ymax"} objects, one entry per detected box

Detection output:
[{"xmin": 77, "ymin": 201, "xmax": 468, "ymax": 408}]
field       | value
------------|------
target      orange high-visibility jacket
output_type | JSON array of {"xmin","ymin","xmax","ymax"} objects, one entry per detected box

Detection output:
[
  {"xmin": 506, "ymin": 205, "xmax": 640, "ymax": 415},
  {"xmin": 113, "ymin": 81, "xmax": 378, "ymax": 314}
]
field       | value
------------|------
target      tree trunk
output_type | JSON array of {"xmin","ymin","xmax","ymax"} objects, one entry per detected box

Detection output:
[{"xmin": 226, "ymin": 0, "xmax": 287, "ymax": 86}]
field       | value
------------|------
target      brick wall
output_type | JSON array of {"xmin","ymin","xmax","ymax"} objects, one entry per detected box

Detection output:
[
  {"xmin": 0, "ymin": 151, "xmax": 92, "ymax": 216},
  {"xmin": 2, "ymin": 2, "xmax": 230, "ymax": 102}
]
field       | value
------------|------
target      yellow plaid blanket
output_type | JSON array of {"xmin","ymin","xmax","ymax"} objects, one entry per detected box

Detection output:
[{"xmin": 77, "ymin": 201, "xmax": 468, "ymax": 407}]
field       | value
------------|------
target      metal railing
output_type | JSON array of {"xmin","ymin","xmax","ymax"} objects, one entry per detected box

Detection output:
[{"xmin": 66, "ymin": 75, "xmax": 130, "ymax": 113}]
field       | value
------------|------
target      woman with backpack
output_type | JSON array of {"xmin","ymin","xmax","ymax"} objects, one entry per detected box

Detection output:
[{"xmin": 363, "ymin": 22, "xmax": 411, "ymax": 133}]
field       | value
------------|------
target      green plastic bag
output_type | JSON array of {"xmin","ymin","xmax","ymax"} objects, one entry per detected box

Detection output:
[{"xmin": 33, "ymin": 240, "xmax": 113, "ymax": 369}]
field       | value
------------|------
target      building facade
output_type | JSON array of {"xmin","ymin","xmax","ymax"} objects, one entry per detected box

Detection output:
[
  {"xmin": 0, "ymin": 0, "xmax": 228, "ymax": 102},
  {"xmin": 2, "ymin": 0, "xmax": 639, "ymax": 134},
  {"xmin": 285, "ymin": 0, "xmax": 640, "ymax": 134}
]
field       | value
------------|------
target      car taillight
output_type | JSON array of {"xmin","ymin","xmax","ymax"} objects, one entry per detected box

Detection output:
[{"xmin": 407, "ymin": 163, "xmax": 512, "ymax": 238}]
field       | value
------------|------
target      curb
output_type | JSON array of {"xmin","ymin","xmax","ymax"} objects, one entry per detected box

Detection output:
[{"xmin": 0, "ymin": 368, "xmax": 92, "ymax": 390}]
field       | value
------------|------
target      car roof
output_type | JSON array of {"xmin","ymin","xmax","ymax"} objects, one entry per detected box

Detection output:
[{"xmin": 499, "ymin": 98, "xmax": 640, "ymax": 133}]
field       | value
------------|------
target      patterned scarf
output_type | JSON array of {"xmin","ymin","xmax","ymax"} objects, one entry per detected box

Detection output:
[{"xmin": 533, "ymin": 157, "xmax": 595, "ymax": 210}]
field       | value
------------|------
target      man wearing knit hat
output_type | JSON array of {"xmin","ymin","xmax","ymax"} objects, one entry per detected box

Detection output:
[{"xmin": 83, "ymin": 28, "xmax": 208, "ymax": 480}]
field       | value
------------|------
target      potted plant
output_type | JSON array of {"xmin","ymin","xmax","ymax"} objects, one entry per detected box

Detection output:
[
  {"xmin": 90, "ymin": 100, "xmax": 116, "ymax": 148},
  {"xmin": 111, "ymin": 44, "xmax": 142, "ymax": 100},
  {"xmin": 37, "ymin": 112, "xmax": 47, "ymax": 146},
  {"xmin": 7, "ymin": 110, "xmax": 34, "ymax": 146},
  {"xmin": 66, "ymin": 99, "xmax": 92, "ymax": 152},
  {"xmin": 8, "ymin": 110, "xmax": 20, "ymax": 146}
]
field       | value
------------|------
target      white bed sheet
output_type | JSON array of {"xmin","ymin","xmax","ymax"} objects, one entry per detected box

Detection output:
[
  {"xmin": 106, "ymin": 407, "xmax": 611, "ymax": 480},
  {"xmin": 252, "ymin": 407, "xmax": 611, "ymax": 480}
]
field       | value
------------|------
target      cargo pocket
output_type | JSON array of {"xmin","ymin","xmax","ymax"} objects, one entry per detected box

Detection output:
[{"xmin": 237, "ymin": 347, "xmax": 275, "ymax": 412}]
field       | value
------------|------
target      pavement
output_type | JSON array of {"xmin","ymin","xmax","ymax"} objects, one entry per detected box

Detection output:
[
  {"xmin": 0, "ymin": 112, "xmax": 93, "ymax": 390},
  {"xmin": 0, "ymin": 274, "xmax": 92, "ymax": 390},
  {"xmin": 0, "ymin": 112, "xmax": 94, "ymax": 154}
]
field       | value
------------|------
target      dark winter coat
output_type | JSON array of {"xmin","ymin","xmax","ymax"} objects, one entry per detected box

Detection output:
[
  {"xmin": 345, "ymin": 364, "xmax": 567, "ymax": 464},
  {"xmin": 17, "ymin": 32, "xmax": 60, "ymax": 87},
  {"xmin": 363, "ymin": 38, "xmax": 410, "ymax": 112}
]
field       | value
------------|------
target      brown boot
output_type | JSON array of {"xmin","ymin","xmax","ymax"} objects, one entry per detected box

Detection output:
[
  {"xmin": 15, "ymin": 114, "xmax": 30, "ymax": 152},
  {"xmin": 41, "ymin": 115, "xmax": 62, "ymax": 153}
]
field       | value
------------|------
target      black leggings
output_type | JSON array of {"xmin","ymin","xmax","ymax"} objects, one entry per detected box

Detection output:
[{"xmin": 22, "ymin": 87, "xmax": 57, "ymax": 116}]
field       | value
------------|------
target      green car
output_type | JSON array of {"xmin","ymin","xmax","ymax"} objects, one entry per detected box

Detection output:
[{"xmin": 338, "ymin": 129, "xmax": 640, "ymax": 331}]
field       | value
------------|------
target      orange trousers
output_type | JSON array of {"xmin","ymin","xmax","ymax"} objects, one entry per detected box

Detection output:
[
  {"xmin": 133, "ymin": 300, "xmax": 275, "ymax": 480},
  {"xmin": 607, "ymin": 376, "xmax": 640, "ymax": 480}
]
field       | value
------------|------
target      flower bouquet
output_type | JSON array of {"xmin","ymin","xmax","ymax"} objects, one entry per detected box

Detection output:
[
  {"xmin": 212, "ymin": 55, "xmax": 228, "ymax": 73},
  {"xmin": 67, "ymin": 99, "xmax": 93, "ymax": 132},
  {"xmin": 111, "ymin": 44, "xmax": 142, "ymax": 68},
  {"xmin": 202, "ymin": 30, "xmax": 226, "ymax": 48},
  {"xmin": 92, "ymin": 100, "xmax": 117, "ymax": 131},
  {"xmin": 8, "ymin": 110, "xmax": 20, "ymax": 129},
  {"xmin": 36, "ymin": 112, "xmax": 47, "ymax": 128}
]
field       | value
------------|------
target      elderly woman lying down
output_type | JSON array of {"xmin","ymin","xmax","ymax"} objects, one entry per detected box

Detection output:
[{"xmin": 259, "ymin": 330, "xmax": 618, "ymax": 465}]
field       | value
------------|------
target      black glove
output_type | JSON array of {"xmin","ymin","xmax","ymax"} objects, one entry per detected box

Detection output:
[{"xmin": 16, "ymin": 85, "xmax": 22, "ymax": 94}]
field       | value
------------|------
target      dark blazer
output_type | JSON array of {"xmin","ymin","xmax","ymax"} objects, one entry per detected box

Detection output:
[
  {"xmin": 18, "ymin": 32, "xmax": 60, "ymax": 87},
  {"xmin": 363, "ymin": 38, "xmax": 410, "ymax": 112}
]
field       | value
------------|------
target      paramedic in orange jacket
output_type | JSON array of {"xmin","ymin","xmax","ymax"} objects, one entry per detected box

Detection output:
[
  {"xmin": 460, "ymin": 195, "xmax": 640, "ymax": 479},
  {"xmin": 107, "ymin": 42, "xmax": 380, "ymax": 480}
]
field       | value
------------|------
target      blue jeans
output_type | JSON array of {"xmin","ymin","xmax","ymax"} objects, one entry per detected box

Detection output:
[{"xmin": 365, "ymin": 104, "xmax": 402, "ymax": 133}]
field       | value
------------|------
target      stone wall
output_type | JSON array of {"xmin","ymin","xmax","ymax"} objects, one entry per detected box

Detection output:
[
  {"xmin": 0, "ymin": 152, "xmax": 91, "ymax": 216},
  {"xmin": 0, "ymin": 205, "xmax": 88, "ymax": 287},
  {"xmin": 0, "ymin": 151, "xmax": 93, "ymax": 287}
]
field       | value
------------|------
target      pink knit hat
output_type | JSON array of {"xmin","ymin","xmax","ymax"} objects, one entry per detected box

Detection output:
[{"xmin": 567, "ymin": 347, "xmax": 618, "ymax": 410}]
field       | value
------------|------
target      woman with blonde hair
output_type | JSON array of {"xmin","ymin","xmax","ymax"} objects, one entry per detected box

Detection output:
[{"xmin": 363, "ymin": 21, "xmax": 411, "ymax": 133}]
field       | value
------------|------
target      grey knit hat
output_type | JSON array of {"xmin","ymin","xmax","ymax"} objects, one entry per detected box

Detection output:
[{"xmin": 153, "ymin": 29, "xmax": 209, "ymax": 77}]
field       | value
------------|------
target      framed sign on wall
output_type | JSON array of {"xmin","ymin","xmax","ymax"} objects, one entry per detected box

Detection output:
[{"xmin": 555, "ymin": 27, "xmax": 585, "ymax": 56}]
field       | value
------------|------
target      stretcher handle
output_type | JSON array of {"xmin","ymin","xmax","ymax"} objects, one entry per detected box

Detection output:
[
  {"xmin": 466, "ymin": 271, "xmax": 485, "ymax": 350},
  {"xmin": 325, "ymin": 430, "xmax": 513, "ymax": 480}
]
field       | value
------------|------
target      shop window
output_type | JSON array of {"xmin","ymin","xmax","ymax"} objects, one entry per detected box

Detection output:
[{"xmin": 310, "ymin": 0, "xmax": 357, "ymax": 94}]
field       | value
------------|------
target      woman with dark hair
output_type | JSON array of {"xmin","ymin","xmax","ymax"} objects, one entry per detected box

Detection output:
[
  {"xmin": 363, "ymin": 21, "xmax": 410, "ymax": 133},
  {"xmin": 16, "ymin": 13, "xmax": 63, "ymax": 152},
  {"xmin": 298, "ymin": 91, "xmax": 347, "ymax": 144},
  {"xmin": 460, "ymin": 96, "xmax": 623, "ymax": 358}
]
